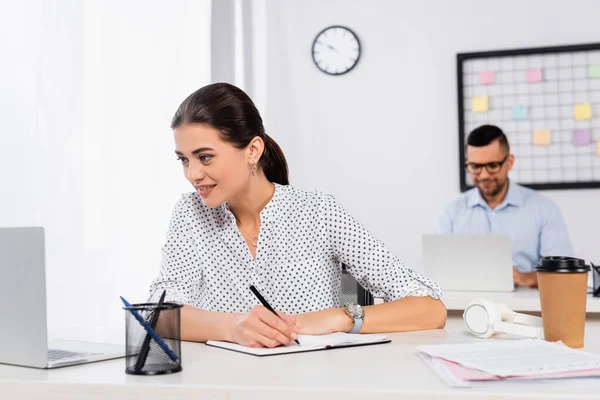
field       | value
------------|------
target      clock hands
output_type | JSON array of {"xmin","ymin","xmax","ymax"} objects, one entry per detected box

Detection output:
[{"xmin": 327, "ymin": 44, "xmax": 339, "ymax": 53}]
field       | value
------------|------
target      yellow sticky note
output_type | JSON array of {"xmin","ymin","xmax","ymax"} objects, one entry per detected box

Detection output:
[
  {"xmin": 574, "ymin": 103, "xmax": 592, "ymax": 120},
  {"xmin": 597, "ymin": 140, "xmax": 600, "ymax": 156},
  {"xmin": 472, "ymin": 96, "xmax": 489, "ymax": 113},
  {"xmin": 533, "ymin": 130, "xmax": 551, "ymax": 146}
]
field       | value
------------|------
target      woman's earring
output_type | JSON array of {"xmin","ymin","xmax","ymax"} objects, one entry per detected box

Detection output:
[{"xmin": 251, "ymin": 163, "xmax": 257, "ymax": 176}]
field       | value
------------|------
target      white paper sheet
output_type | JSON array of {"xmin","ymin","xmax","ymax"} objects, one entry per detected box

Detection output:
[{"xmin": 417, "ymin": 339, "xmax": 600, "ymax": 377}]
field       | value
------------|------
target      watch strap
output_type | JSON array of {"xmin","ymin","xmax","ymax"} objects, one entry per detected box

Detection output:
[{"xmin": 349, "ymin": 316, "xmax": 363, "ymax": 334}]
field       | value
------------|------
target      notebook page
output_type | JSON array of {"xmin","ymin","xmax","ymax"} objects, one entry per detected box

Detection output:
[
  {"xmin": 417, "ymin": 339, "xmax": 600, "ymax": 377},
  {"xmin": 206, "ymin": 340, "xmax": 308, "ymax": 356},
  {"xmin": 298, "ymin": 333, "xmax": 389, "ymax": 347},
  {"xmin": 206, "ymin": 333, "xmax": 389, "ymax": 356}
]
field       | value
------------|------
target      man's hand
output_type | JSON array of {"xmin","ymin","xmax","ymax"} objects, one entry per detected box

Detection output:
[
  {"xmin": 295, "ymin": 308, "xmax": 353, "ymax": 335},
  {"xmin": 513, "ymin": 266, "xmax": 538, "ymax": 288},
  {"xmin": 231, "ymin": 306, "xmax": 297, "ymax": 348}
]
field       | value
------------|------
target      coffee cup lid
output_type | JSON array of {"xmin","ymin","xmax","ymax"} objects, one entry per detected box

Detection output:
[{"xmin": 535, "ymin": 256, "xmax": 591, "ymax": 273}]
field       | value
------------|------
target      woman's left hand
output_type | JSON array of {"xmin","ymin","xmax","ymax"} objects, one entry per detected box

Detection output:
[{"xmin": 294, "ymin": 308, "xmax": 353, "ymax": 335}]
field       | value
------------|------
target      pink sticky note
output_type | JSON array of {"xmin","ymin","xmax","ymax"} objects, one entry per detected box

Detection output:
[
  {"xmin": 480, "ymin": 70, "xmax": 495, "ymax": 85},
  {"xmin": 573, "ymin": 129, "xmax": 591, "ymax": 146},
  {"xmin": 527, "ymin": 68, "xmax": 543, "ymax": 83}
]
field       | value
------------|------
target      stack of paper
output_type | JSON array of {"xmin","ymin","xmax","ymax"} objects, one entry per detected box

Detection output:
[{"xmin": 417, "ymin": 339, "xmax": 600, "ymax": 388}]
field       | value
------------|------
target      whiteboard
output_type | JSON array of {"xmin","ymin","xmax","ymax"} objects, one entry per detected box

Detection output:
[{"xmin": 457, "ymin": 43, "xmax": 600, "ymax": 191}]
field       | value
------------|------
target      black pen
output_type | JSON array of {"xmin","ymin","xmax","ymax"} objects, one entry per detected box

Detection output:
[
  {"xmin": 249, "ymin": 285, "xmax": 300, "ymax": 345},
  {"xmin": 134, "ymin": 290, "xmax": 166, "ymax": 372}
]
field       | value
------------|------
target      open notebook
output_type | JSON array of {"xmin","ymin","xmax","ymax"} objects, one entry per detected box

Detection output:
[{"xmin": 206, "ymin": 332, "xmax": 391, "ymax": 356}]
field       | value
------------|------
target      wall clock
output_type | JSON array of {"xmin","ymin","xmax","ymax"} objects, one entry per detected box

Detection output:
[{"xmin": 311, "ymin": 25, "xmax": 361, "ymax": 76}]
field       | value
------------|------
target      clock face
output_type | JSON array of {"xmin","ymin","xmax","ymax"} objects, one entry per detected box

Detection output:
[{"xmin": 311, "ymin": 25, "xmax": 361, "ymax": 76}]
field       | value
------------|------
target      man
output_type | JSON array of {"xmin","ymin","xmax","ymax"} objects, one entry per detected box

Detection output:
[{"xmin": 435, "ymin": 124, "xmax": 573, "ymax": 288}]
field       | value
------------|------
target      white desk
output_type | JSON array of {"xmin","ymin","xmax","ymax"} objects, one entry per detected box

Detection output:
[
  {"xmin": 442, "ymin": 288, "xmax": 600, "ymax": 313},
  {"xmin": 2, "ymin": 316, "xmax": 600, "ymax": 399}
]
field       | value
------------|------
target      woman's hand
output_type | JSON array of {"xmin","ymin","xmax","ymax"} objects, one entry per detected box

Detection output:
[
  {"xmin": 295, "ymin": 308, "xmax": 353, "ymax": 335},
  {"xmin": 231, "ymin": 306, "xmax": 298, "ymax": 348}
]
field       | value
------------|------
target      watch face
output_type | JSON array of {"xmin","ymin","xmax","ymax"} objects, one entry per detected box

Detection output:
[
  {"xmin": 311, "ymin": 25, "xmax": 361, "ymax": 76},
  {"xmin": 345, "ymin": 303, "xmax": 365, "ymax": 318}
]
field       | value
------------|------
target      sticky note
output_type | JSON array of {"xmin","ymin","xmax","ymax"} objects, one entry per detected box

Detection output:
[
  {"xmin": 574, "ymin": 103, "xmax": 592, "ymax": 120},
  {"xmin": 589, "ymin": 64, "xmax": 600, "ymax": 78},
  {"xmin": 573, "ymin": 129, "xmax": 591, "ymax": 146},
  {"xmin": 472, "ymin": 96, "xmax": 489, "ymax": 112},
  {"xmin": 512, "ymin": 105, "xmax": 528, "ymax": 120},
  {"xmin": 597, "ymin": 140, "xmax": 600, "ymax": 156},
  {"xmin": 527, "ymin": 68, "xmax": 543, "ymax": 83},
  {"xmin": 533, "ymin": 130, "xmax": 551, "ymax": 146},
  {"xmin": 480, "ymin": 70, "xmax": 495, "ymax": 85}
]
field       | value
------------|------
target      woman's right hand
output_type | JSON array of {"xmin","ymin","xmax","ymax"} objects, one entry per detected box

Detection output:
[{"xmin": 231, "ymin": 306, "xmax": 298, "ymax": 348}]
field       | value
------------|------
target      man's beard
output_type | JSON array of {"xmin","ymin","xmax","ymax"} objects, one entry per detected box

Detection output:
[{"xmin": 476, "ymin": 178, "xmax": 507, "ymax": 198}]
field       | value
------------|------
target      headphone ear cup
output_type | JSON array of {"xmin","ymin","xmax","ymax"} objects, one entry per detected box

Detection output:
[{"xmin": 463, "ymin": 299, "xmax": 499, "ymax": 339}]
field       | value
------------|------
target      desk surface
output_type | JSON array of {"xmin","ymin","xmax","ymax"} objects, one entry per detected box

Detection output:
[
  {"xmin": 2, "ymin": 316, "xmax": 600, "ymax": 399},
  {"xmin": 442, "ymin": 288, "xmax": 600, "ymax": 313}
]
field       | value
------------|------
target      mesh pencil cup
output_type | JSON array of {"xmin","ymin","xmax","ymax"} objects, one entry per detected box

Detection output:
[{"xmin": 123, "ymin": 302, "xmax": 183, "ymax": 375}]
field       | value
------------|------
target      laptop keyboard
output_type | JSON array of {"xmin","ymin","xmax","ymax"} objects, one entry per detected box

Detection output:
[{"xmin": 48, "ymin": 349, "xmax": 101, "ymax": 362}]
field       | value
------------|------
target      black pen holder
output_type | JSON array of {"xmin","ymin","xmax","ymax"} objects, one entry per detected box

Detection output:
[{"xmin": 124, "ymin": 302, "xmax": 183, "ymax": 375}]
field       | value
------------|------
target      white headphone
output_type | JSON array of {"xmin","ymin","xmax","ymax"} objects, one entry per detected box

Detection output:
[{"xmin": 463, "ymin": 298, "xmax": 544, "ymax": 339}]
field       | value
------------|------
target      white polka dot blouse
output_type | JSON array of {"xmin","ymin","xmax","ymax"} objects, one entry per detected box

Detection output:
[{"xmin": 150, "ymin": 184, "xmax": 442, "ymax": 314}]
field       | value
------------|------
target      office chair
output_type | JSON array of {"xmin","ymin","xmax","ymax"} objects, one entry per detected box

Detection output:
[{"xmin": 340, "ymin": 264, "xmax": 374, "ymax": 306}]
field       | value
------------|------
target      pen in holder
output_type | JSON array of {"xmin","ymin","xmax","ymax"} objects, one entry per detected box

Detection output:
[{"xmin": 123, "ymin": 298, "xmax": 183, "ymax": 375}]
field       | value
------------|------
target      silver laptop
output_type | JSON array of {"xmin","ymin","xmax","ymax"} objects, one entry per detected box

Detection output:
[
  {"xmin": 422, "ymin": 234, "xmax": 514, "ymax": 292},
  {"xmin": 0, "ymin": 227, "xmax": 125, "ymax": 368}
]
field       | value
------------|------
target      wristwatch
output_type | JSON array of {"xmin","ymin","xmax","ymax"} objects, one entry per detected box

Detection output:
[{"xmin": 343, "ymin": 303, "xmax": 365, "ymax": 334}]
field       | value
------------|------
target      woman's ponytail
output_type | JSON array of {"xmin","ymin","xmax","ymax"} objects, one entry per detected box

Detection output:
[{"xmin": 260, "ymin": 134, "xmax": 289, "ymax": 185}]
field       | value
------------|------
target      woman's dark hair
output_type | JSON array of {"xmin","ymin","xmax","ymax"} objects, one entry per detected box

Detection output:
[
  {"xmin": 171, "ymin": 82, "xmax": 289, "ymax": 185},
  {"xmin": 466, "ymin": 124, "xmax": 510, "ymax": 153}
]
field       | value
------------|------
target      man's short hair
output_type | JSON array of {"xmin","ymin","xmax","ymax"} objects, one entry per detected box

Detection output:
[{"xmin": 466, "ymin": 125, "xmax": 510, "ymax": 153}]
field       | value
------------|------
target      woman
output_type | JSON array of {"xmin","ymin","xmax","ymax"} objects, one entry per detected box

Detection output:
[{"xmin": 151, "ymin": 82, "xmax": 446, "ymax": 348}]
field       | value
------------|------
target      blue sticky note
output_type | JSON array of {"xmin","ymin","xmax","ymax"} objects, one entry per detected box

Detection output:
[{"xmin": 512, "ymin": 105, "xmax": 528, "ymax": 121}]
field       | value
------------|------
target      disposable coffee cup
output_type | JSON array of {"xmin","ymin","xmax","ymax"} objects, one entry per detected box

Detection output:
[{"xmin": 535, "ymin": 256, "xmax": 591, "ymax": 348}]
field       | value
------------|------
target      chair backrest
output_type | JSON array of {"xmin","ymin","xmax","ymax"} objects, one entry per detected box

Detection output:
[{"xmin": 340, "ymin": 265, "xmax": 374, "ymax": 306}]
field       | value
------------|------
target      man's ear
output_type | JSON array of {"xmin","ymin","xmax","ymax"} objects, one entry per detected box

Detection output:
[
  {"xmin": 247, "ymin": 136, "xmax": 265, "ymax": 164},
  {"xmin": 507, "ymin": 154, "xmax": 515, "ymax": 171}
]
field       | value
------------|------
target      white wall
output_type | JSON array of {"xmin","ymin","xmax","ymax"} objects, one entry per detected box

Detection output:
[
  {"xmin": 257, "ymin": 0, "xmax": 600, "ymax": 272},
  {"xmin": 2, "ymin": 0, "xmax": 599, "ymax": 347},
  {"xmin": 0, "ymin": 0, "xmax": 211, "ymax": 344}
]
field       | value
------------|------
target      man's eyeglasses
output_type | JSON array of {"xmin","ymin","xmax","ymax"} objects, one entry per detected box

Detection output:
[{"xmin": 465, "ymin": 155, "xmax": 509, "ymax": 175}]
